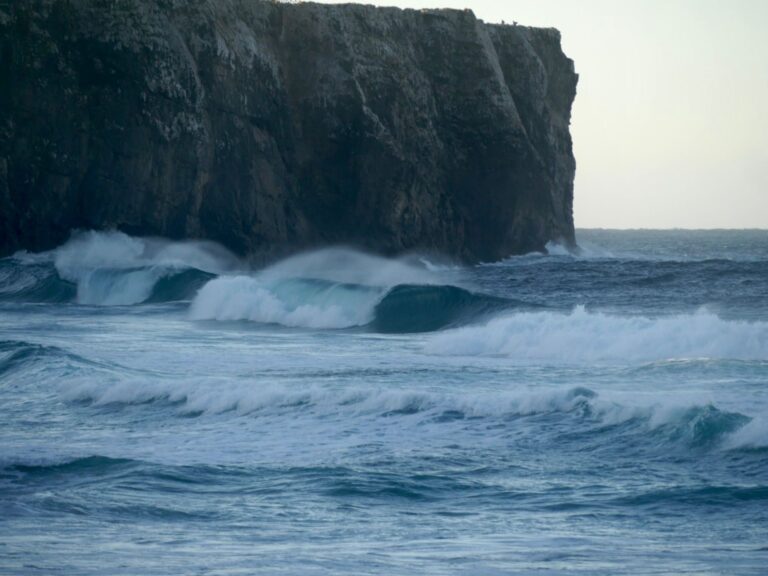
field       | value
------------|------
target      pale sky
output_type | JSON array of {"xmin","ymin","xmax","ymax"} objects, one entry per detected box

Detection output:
[{"xmin": 312, "ymin": 0, "xmax": 768, "ymax": 229}]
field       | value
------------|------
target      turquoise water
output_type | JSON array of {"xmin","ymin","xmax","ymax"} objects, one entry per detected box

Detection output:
[{"xmin": 1, "ymin": 229, "xmax": 767, "ymax": 574}]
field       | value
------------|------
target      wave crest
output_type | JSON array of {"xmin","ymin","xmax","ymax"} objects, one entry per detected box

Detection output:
[
  {"xmin": 190, "ymin": 276, "xmax": 382, "ymax": 329},
  {"xmin": 63, "ymin": 377, "xmax": 761, "ymax": 453},
  {"xmin": 188, "ymin": 246, "xmax": 510, "ymax": 331},
  {"xmin": 426, "ymin": 306, "xmax": 768, "ymax": 363},
  {"xmin": 1, "ymin": 231, "xmax": 237, "ymax": 305},
  {"xmin": 190, "ymin": 278, "xmax": 513, "ymax": 332}
]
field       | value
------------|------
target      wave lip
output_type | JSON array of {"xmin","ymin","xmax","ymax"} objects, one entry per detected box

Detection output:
[
  {"xmin": 188, "ymin": 246, "xmax": 510, "ymax": 332},
  {"xmin": 189, "ymin": 277, "xmax": 515, "ymax": 333},
  {"xmin": 52, "ymin": 230, "xmax": 239, "ymax": 275},
  {"xmin": 190, "ymin": 276, "xmax": 383, "ymax": 329},
  {"xmin": 187, "ymin": 246, "xmax": 435, "ymax": 330},
  {"xmin": 54, "ymin": 230, "xmax": 239, "ymax": 306},
  {"xmin": 62, "ymin": 376, "xmax": 762, "ymax": 456},
  {"xmin": 0, "ymin": 230, "xmax": 238, "ymax": 305},
  {"xmin": 724, "ymin": 417, "xmax": 768, "ymax": 450}
]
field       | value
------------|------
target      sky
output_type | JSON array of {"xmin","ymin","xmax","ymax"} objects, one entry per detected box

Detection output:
[{"xmin": 312, "ymin": 0, "xmax": 768, "ymax": 229}]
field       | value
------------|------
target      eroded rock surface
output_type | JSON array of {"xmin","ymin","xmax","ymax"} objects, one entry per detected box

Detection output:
[{"xmin": 0, "ymin": 0, "xmax": 577, "ymax": 261}]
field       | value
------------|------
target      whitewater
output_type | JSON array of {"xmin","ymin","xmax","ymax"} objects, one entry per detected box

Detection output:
[{"xmin": 1, "ymin": 229, "xmax": 767, "ymax": 575}]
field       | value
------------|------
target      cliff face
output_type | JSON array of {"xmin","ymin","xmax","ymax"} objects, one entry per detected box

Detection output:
[{"xmin": 0, "ymin": 0, "xmax": 577, "ymax": 262}]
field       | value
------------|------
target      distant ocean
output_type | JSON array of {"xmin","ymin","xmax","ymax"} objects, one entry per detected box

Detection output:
[{"xmin": 1, "ymin": 229, "xmax": 767, "ymax": 575}]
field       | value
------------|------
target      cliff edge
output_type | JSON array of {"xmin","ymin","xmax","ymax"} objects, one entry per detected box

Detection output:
[{"xmin": 0, "ymin": 0, "xmax": 578, "ymax": 262}]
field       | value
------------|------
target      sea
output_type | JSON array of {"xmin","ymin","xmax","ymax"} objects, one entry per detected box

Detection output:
[{"xmin": 1, "ymin": 229, "xmax": 766, "ymax": 575}]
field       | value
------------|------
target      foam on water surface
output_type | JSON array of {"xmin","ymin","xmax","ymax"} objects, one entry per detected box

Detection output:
[
  {"xmin": 1, "ymin": 229, "xmax": 768, "ymax": 575},
  {"xmin": 426, "ymin": 305, "xmax": 768, "ymax": 363}
]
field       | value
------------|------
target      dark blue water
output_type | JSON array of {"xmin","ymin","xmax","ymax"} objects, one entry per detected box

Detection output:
[{"xmin": 1, "ymin": 229, "xmax": 767, "ymax": 575}]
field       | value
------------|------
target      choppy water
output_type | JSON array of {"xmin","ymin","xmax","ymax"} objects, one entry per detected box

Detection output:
[{"xmin": 1, "ymin": 229, "xmax": 767, "ymax": 575}]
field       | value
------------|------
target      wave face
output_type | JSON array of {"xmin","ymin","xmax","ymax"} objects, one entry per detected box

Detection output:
[
  {"xmin": 371, "ymin": 284, "xmax": 512, "ymax": 333},
  {"xmin": 186, "ymin": 247, "xmax": 425, "ymax": 329},
  {"xmin": 3, "ymin": 229, "xmax": 768, "ymax": 575},
  {"xmin": 2, "ymin": 235, "xmax": 520, "ymax": 331},
  {"xmin": 190, "ymin": 276, "xmax": 384, "ymax": 329},
  {"xmin": 0, "ymin": 259, "xmax": 76, "ymax": 303},
  {"xmin": 190, "ymin": 277, "xmax": 513, "ymax": 332},
  {"xmin": 54, "ymin": 230, "xmax": 237, "ymax": 305},
  {"xmin": 56, "ymin": 376, "xmax": 758, "ymax": 453},
  {"xmin": 0, "ymin": 339, "xmax": 68, "ymax": 377},
  {"xmin": 188, "ymin": 247, "xmax": 512, "ymax": 332},
  {"xmin": 2, "ymin": 231, "xmax": 235, "ymax": 305}
]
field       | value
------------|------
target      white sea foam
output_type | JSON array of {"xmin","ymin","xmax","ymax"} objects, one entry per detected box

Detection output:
[
  {"xmin": 54, "ymin": 230, "xmax": 239, "ymax": 274},
  {"xmin": 189, "ymin": 247, "xmax": 441, "ymax": 327},
  {"xmin": 724, "ymin": 416, "xmax": 768, "ymax": 449},
  {"xmin": 417, "ymin": 257, "xmax": 462, "ymax": 272},
  {"xmin": 544, "ymin": 241, "xmax": 577, "ymax": 257},
  {"xmin": 74, "ymin": 268, "xmax": 165, "ymax": 306},
  {"xmin": 64, "ymin": 378, "xmax": 607, "ymax": 419},
  {"xmin": 50, "ymin": 230, "xmax": 240, "ymax": 305},
  {"xmin": 256, "ymin": 247, "xmax": 436, "ymax": 287},
  {"xmin": 425, "ymin": 306, "xmax": 768, "ymax": 363},
  {"xmin": 487, "ymin": 240, "xmax": 616, "ymax": 266},
  {"xmin": 61, "ymin": 377, "xmax": 758, "ymax": 453},
  {"xmin": 189, "ymin": 276, "xmax": 382, "ymax": 328}
]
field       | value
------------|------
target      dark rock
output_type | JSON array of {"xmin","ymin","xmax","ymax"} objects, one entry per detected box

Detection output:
[{"xmin": 0, "ymin": 0, "xmax": 578, "ymax": 262}]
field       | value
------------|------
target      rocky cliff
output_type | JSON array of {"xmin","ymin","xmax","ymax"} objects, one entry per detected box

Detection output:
[{"xmin": 0, "ymin": 0, "xmax": 577, "ymax": 262}]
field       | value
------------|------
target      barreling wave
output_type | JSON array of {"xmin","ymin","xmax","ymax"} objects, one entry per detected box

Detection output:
[
  {"xmin": 53, "ymin": 230, "xmax": 238, "ymax": 305},
  {"xmin": 190, "ymin": 276, "xmax": 383, "ymax": 329},
  {"xmin": 190, "ymin": 276, "xmax": 513, "ymax": 332},
  {"xmin": 70, "ymin": 266, "xmax": 216, "ymax": 305},
  {"xmin": 0, "ymin": 259, "xmax": 216, "ymax": 305},
  {"xmin": 426, "ymin": 306, "xmax": 768, "ymax": 363},
  {"xmin": 188, "ymin": 246, "xmax": 513, "ymax": 332},
  {"xmin": 1, "ymin": 230, "xmax": 235, "ymax": 305},
  {"xmin": 2, "ymin": 233, "xmax": 513, "ymax": 330}
]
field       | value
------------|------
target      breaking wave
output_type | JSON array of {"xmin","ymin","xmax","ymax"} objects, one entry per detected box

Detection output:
[
  {"xmin": 190, "ymin": 276, "xmax": 382, "ymax": 329},
  {"xmin": 426, "ymin": 306, "xmax": 768, "ymax": 363},
  {"xmin": 1, "ymin": 234, "xmax": 513, "ymax": 330},
  {"xmin": 56, "ymin": 377, "xmax": 762, "ymax": 453},
  {"xmin": 2, "ymin": 336, "xmax": 763, "ymax": 460},
  {"xmin": 188, "ymin": 247, "xmax": 514, "ymax": 332},
  {"xmin": 190, "ymin": 277, "xmax": 513, "ymax": 332},
  {"xmin": 1, "ymin": 230, "xmax": 236, "ymax": 305}
]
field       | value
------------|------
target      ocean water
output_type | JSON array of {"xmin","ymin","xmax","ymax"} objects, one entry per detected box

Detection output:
[{"xmin": 1, "ymin": 229, "xmax": 766, "ymax": 575}]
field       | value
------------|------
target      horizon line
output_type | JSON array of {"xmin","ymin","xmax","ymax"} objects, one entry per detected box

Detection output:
[{"xmin": 575, "ymin": 227, "xmax": 768, "ymax": 232}]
